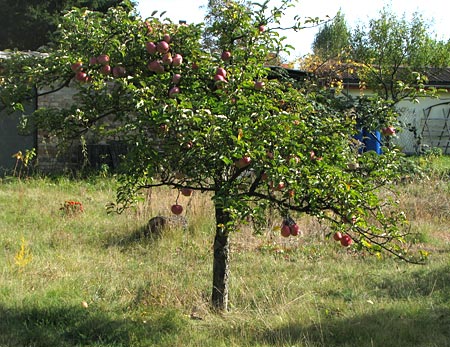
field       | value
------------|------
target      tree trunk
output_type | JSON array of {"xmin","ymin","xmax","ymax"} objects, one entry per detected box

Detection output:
[{"xmin": 211, "ymin": 205, "xmax": 231, "ymax": 311}]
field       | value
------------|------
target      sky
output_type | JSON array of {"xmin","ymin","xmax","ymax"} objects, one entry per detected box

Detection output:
[{"xmin": 135, "ymin": 0, "xmax": 450, "ymax": 57}]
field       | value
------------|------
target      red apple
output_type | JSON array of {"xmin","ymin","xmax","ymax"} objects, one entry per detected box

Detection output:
[
  {"xmin": 216, "ymin": 67, "xmax": 227, "ymax": 78},
  {"xmin": 157, "ymin": 41, "xmax": 170, "ymax": 54},
  {"xmin": 172, "ymin": 54, "xmax": 183, "ymax": 67},
  {"xmin": 112, "ymin": 66, "xmax": 126, "ymax": 78},
  {"xmin": 258, "ymin": 24, "xmax": 265, "ymax": 32},
  {"xmin": 97, "ymin": 54, "xmax": 110, "ymax": 65},
  {"xmin": 163, "ymin": 34, "xmax": 171, "ymax": 43},
  {"xmin": 236, "ymin": 156, "xmax": 251, "ymax": 168},
  {"xmin": 382, "ymin": 126, "xmax": 396, "ymax": 136},
  {"xmin": 100, "ymin": 65, "xmax": 111, "ymax": 75},
  {"xmin": 169, "ymin": 86, "xmax": 180, "ymax": 98},
  {"xmin": 333, "ymin": 232, "xmax": 343, "ymax": 241},
  {"xmin": 281, "ymin": 224, "xmax": 291, "ymax": 237},
  {"xmin": 214, "ymin": 74, "xmax": 226, "ymax": 82},
  {"xmin": 148, "ymin": 60, "xmax": 165, "ymax": 74},
  {"xmin": 181, "ymin": 188, "xmax": 193, "ymax": 197},
  {"xmin": 221, "ymin": 51, "xmax": 232, "ymax": 61},
  {"xmin": 75, "ymin": 71, "xmax": 88, "ymax": 82},
  {"xmin": 171, "ymin": 204, "xmax": 183, "ymax": 215},
  {"xmin": 340, "ymin": 234, "xmax": 353, "ymax": 247},
  {"xmin": 172, "ymin": 73, "xmax": 181, "ymax": 84},
  {"xmin": 289, "ymin": 224, "xmax": 299, "ymax": 236},
  {"xmin": 146, "ymin": 41, "xmax": 157, "ymax": 54},
  {"xmin": 71, "ymin": 61, "xmax": 83, "ymax": 72},
  {"xmin": 254, "ymin": 81, "xmax": 265, "ymax": 90},
  {"xmin": 89, "ymin": 56, "xmax": 98, "ymax": 65},
  {"xmin": 276, "ymin": 182, "xmax": 285, "ymax": 191}
]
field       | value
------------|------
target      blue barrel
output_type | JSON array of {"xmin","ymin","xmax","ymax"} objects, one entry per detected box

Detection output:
[{"xmin": 354, "ymin": 129, "xmax": 382, "ymax": 154}]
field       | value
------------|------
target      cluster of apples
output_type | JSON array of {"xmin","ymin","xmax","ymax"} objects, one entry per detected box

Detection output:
[
  {"xmin": 71, "ymin": 54, "xmax": 126, "ymax": 83},
  {"xmin": 170, "ymin": 187, "xmax": 193, "ymax": 215},
  {"xmin": 280, "ymin": 216, "xmax": 300, "ymax": 237},
  {"xmin": 333, "ymin": 231, "xmax": 353, "ymax": 247},
  {"xmin": 146, "ymin": 34, "xmax": 183, "ymax": 98},
  {"xmin": 215, "ymin": 50, "xmax": 265, "ymax": 91}
]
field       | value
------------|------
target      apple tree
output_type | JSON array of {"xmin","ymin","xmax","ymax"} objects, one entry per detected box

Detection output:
[{"xmin": 0, "ymin": 0, "xmax": 426, "ymax": 311}]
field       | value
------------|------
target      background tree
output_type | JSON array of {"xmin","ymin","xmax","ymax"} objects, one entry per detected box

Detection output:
[
  {"xmin": 0, "ymin": 1, "xmax": 425, "ymax": 312},
  {"xmin": 312, "ymin": 10, "xmax": 350, "ymax": 60},
  {"xmin": 350, "ymin": 8, "xmax": 450, "ymax": 103},
  {"xmin": 0, "ymin": 0, "xmax": 133, "ymax": 51}
]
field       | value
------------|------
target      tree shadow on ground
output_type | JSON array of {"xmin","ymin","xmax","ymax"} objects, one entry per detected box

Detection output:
[
  {"xmin": 256, "ymin": 306, "xmax": 450, "ymax": 347},
  {"xmin": 102, "ymin": 224, "xmax": 160, "ymax": 249},
  {"xmin": 254, "ymin": 264, "xmax": 450, "ymax": 347},
  {"xmin": 0, "ymin": 304, "xmax": 185, "ymax": 347}
]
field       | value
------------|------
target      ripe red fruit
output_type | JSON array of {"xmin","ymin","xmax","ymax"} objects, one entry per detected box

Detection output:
[
  {"xmin": 146, "ymin": 41, "xmax": 157, "ymax": 54},
  {"xmin": 181, "ymin": 188, "xmax": 193, "ymax": 197},
  {"xmin": 221, "ymin": 51, "xmax": 231, "ymax": 61},
  {"xmin": 148, "ymin": 60, "xmax": 165, "ymax": 74},
  {"xmin": 281, "ymin": 224, "xmax": 291, "ymax": 237},
  {"xmin": 97, "ymin": 54, "xmax": 110, "ymax": 65},
  {"xmin": 289, "ymin": 224, "xmax": 300, "ymax": 236},
  {"xmin": 276, "ymin": 182, "xmax": 285, "ymax": 191},
  {"xmin": 340, "ymin": 234, "xmax": 353, "ymax": 247},
  {"xmin": 71, "ymin": 61, "xmax": 83, "ymax": 72},
  {"xmin": 163, "ymin": 34, "xmax": 171, "ymax": 43},
  {"xmin": 258, "ymin": 24, "xmax": 265, "ymax": 32},
  {"xmin": 169, "ymin": 86, "xmax": 180, "ymax": 98},
  {"xmin": 157, "ymin": 41, "xmax": 170, "ymax": 54},
  {"xmin": 172, "ymin": 54, "xmax": 183, "ymax": 67},
  {"xmin": 171, "ymin": 204, "xmax": 183, "ymax": 215},
  {"xmin": 112, "ymin": 66, "xmax": 126, "ymax": 78},
  {"xmin": 89, "ymin": 56, "xmax": 97, "ymax": 65},
  {"xmin": 216, "ymin": 67, "xmax": 227, "ymax": 78},
  {"xmin": 382, "ymin": 126, "xmax": 396, "ymax": 136},
  {"xmin": 75, "ymin": 71, "xmax": 88, "ymax": 82},
  {"xmin": 100, "ymin": 65, "xmax": 111, "ymax": 75},
  {"xmin": 236, "ymin": 156, "xmax": 251, "ymax": 168},
  {"xmin": 214, "ymin": 74, "xmax": 226, "ymax": 82},
  {"xmin": 254, "ymin": 81, "xmax": 265, "ymax": 90},
  {"xmin": 333, "ymin": 232, "xmax": 343, "ymax": 241},
  {"xmin": 172, "ymin": 73, "xmax": 181, "ymax": 84}
]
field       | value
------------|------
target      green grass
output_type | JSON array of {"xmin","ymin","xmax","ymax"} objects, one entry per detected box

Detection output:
[{"xmin": 0, "ymin": 167, "xmax": 449, "ymax": 347}]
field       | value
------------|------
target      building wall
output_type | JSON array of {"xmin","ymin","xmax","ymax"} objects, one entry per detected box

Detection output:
[
  {"xmin": 36, "ymin": 86, "xmax": 82, "ymax": 172},
  {"xmin": 344, "ymin": 88, "xmax": 450, "ymax": 154},
  {"xmin": 0, "ymin": 101, "xmax": 36, "ymax": 175}
]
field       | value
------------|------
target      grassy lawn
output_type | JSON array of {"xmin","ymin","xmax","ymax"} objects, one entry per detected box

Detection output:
[{"xmin": 0, "ymin": 159, "xmax": 449, "ymax": 347}]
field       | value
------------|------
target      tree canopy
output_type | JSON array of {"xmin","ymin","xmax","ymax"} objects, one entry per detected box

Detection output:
[
  {"xmin": 312, "ymin": 10, "xmax": 350, "ymax": 60},
  {"xmin": 0, "ymin": 0, "xmax": 133, "ymax": 51},
  {"xmin": 0, "ymin": 0, "xmax": 425, "ymax": 311}
]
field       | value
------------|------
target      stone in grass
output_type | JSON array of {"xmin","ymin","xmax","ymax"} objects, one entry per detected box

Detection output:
[{"xmin": 145, "ymin": 215, "xmax": 188, "ymax": 237}]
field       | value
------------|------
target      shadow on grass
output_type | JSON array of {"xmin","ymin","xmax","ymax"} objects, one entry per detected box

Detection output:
[
  {"xmin": 0, "ymin": 304, "xmax": 186, "ymax": 347},
  {"xmin": 103, "ymin": 225, "xmax": 160, "ymax": 249},
  {"xmin": 255, "ymin": 306, "xmax": 450, "ymax": 347},
  {"xmin": 254, "ymin": 264, "xmax": 450, "ymax": 347}
]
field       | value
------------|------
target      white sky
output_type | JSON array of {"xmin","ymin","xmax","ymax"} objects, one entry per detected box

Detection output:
[{"xmin": 135, "ymin": 0, "xmax": 450, "ymax": 58}]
